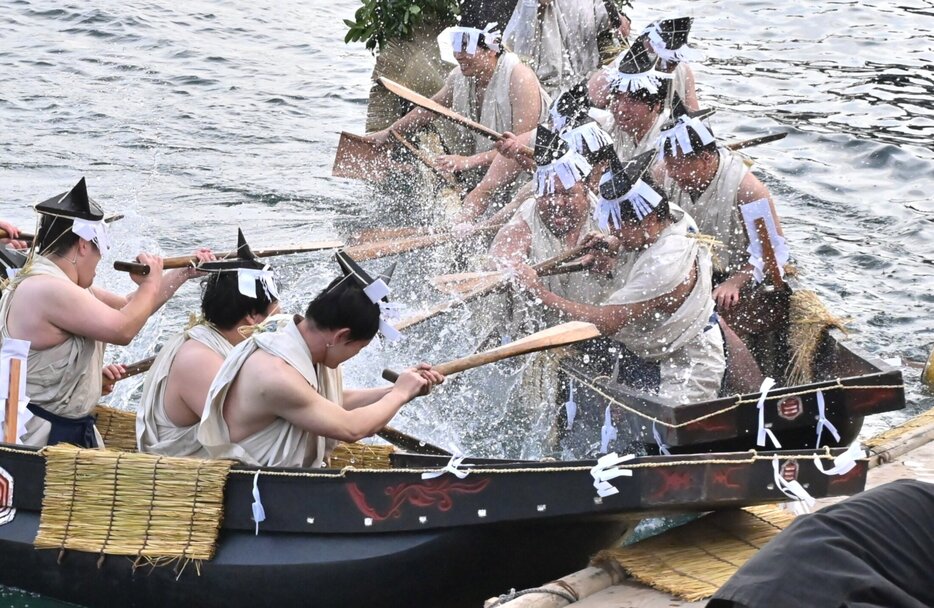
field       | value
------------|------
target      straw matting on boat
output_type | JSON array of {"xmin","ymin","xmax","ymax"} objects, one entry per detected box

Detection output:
[
  {"xmin": 785, "ymin": 290, "xmax": 847, "ymax": 386},
  {"xmin": 35, "ymin": 445, "xmax": 231, "ymax": 563},
  {"xmin": 329, "ymin": 442, "xmax": 395, "ymax": 469},
  {"xmin": 864, "ymin": 406, "xmax": 934, "ymax": 450},
  {"xmin": 590, "ymin": 505, "xmax": 796, "ymax": 602},
  {"xmin": 94, "ymin": 404, "xmax": 138, "ymax": 453}
]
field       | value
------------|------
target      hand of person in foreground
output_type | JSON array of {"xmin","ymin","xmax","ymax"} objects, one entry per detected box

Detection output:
[
  {"xmin": 101, "ymin": 363, "xmax": 127, "ymax": 396},
  {"xmin": 393, "ymin": 363, "xmax": 445, "ymax": 399},
  {"xmin": 184, "ymin": 247, "xmax": 216, "ymax": 279},
  {"xmin": 435, "ymin": 154, "xmax": 475, "ymax": 175},
  {"xmin": 579, "ymin": 232, "xmax": 620, "ymax": 275},
  {"xmin": 511, "ymin": 262, "xmax": 544, "ymax": 295},
  {"xmin": 713, "ymin": 274, "xmax": 747, "ymax": 312},
  {"xmin": 494, "ymin": 131, "xmax": 524, "ymax": 160},
  {"xmin": 130, "ymin": 253, "xmax": 165, "ymax": 288},
  {"xmin": 0, "ymin": 220, "xmax": 28, "ymax": 250}
]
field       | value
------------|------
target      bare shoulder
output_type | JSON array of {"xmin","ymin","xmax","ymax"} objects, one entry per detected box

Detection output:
[
  {"xmin": 239, "ymin": 350, "xmax": 310, "ymax": 404},
  {"xmin": 174, "ymin": 339, "xmax": 224, "ymax": 370},
  {"xmin": 510, "ymin": 60, "xmax": 539, "ymax": 89},
  {"xmin": 737, "ymin": 170, "xmax": 772, "ymax": 205}
]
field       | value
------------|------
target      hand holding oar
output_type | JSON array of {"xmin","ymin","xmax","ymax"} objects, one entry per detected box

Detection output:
[
  {"xmin": 378, "ymin": 77, "xmax": 535, "ymax": 157},
  {"xmin": 390, "ymin": 131, "xmax": 461, "ymax": 190},
  {"xmin": 381, "ymin": 321, "xmax": 601, "ymax": 382},
  {"xmin": 114, "ymin": 241, "xmax": 344, "ymax": 275}
]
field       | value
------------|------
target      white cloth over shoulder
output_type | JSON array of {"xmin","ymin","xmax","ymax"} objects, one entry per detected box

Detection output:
[
  {"xmin": 503, "ymin": 0, "xmax": 609, "ymax": 95},
  {"xmin": 446, "ymin": 52, "xmax": 550, "ymax": 156},
  {"xmin": 663, "ymin": 148, "xmax": 750, "ymax": 275},
  {"xmin": 0, "ymin": 255, "xmax": 104, "ymax": 447},
  {"xmin": 597, "ymin": 110, "xmax": 667, "ymax": 163},
  {"xmin": 136, "ymin": 324, "xmax": 232, "ymax": 457},
  {"xmin": 197, "ymin": 316, "xmax": 343, "ymax": 468}
]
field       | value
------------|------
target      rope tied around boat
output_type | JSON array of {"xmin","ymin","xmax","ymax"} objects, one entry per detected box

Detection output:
[
  {"xmin": 563, "ymin": 366, "xmax": 904, "ymax": 431},
  {"xmin": 486, "ymin": 585, "xmax": 578, "ymax": 607}
]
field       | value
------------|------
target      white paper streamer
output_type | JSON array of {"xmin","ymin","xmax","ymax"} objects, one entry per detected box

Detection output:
[
  {"xmin": 813, "ymin": 442, "xmax": 863, "ymax": 476},
  {"xmin": 646, "ymin": 27, "xmax": 704, "ymax": 66},
  {"xmin": 535, "ymin": 149, "xmax": 592, "ymax": 196},
  {"xmin": 442, "ymin": 22, "xmax": 502, "ymax": 60},
  {"xmin": 251, "ymin": 471, "xmax": 266, "ymax": 535},
  {"xmin": 590, "ymin": 452, "xmax": 634, "ymax": 498},
  {"xmin": 740, "ymin": 198, "xmax": 791, "ymax": 284},
  {"xmin": 71, "ymin": 218, "xmax": 112, "ymax": 255},
  {"xmin": 421, "ymin": 453, "xmax": 472, "ymax": 480},
  {"xmin": 771, "ymin": 459, "xmax": 815, "ymax": 514},
  {"xmin": 656, "ymin": 115, "xmax": 715, "ymax": 159},
  {"xmin": 361, "ymin": 278, "xmax": 402, "ymax": 342},
  {"xmin": 814, "ymin": 389, "xmax": 841, "ymax": 448},
  {"xmin": 600, "ymin": 405, "xmax": 617, "ymax": 453},
  {"xmin": 565, "ymin": 381, "xmax": 577, "ymax": 430},
  {"xmin": 625, "ymin": 179, "xmax": 664, "ymax": 221},
  {"xmin": 237, "ymin": 265, "xmax": 279, "ymax": 301},
  {"xmin": 652, "ymin": 420, "xmax": 671, "ymax": 456},
  {"xmin": 755, "ymin": 377, "xmax": 782, "ymax": 449},
  {"xmin": 562, "ymin": 122, "xmax": 614, "ymax": 155},
  {"xmin": 0, "ymin": 338, "xmax": 32, "ymax": 444},
  {"xmin": 608, "ymin": 69, "xmax": 671, "ymax": 95}
]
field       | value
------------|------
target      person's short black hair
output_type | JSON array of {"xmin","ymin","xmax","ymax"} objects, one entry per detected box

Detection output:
[
  {"xmin": 201, "ymin": 272, "xmax": 277, "ymax": 331},
  {"xmin": 617, "ymin": 80, "xmax": 669, "ymax": 110},
  {"xmin": 661, "ymin": 124, "xmax": 718, "ymax": 158},
  {"xmin": 305, "ymin": 275, "xmax": 380, "ymax": 341},
  {"xmin": 35, "ymin": 215, "xmax": 80, "ymax": 256}
]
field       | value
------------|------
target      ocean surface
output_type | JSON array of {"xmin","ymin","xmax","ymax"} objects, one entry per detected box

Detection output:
[{"xmin": 1, "ymin": 0, "xmax": 933, "ymax": 605}]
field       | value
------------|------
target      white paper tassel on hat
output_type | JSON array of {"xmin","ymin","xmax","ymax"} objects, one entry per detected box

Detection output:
[
  {"xmin": 362, "ymin": 278, "xmax": 402, "ymax": 342},
  {"xmin": 237, "ymin": 265, "xmax": 279, "ymax": 301},
  {"xmin": 647, "ymin": 27, "xmax": 704, "ymax": 66},
  {"xmin": 562, "ymin": 122, "xmax": 614, "ymax": 155},
  {"xmin": 594, "ymin": 177, "xmax": 663, "ymax": 232},
  {"xmin": 71, "ymin": 218, "xmax": 112, "ymax": 255},
  {"xmin": 438, "ymin": 22, "xmax": 501, "ymax": 63},
  {"xmin": 535, "ymin": 149, "xmax": 592, "ymax": 196},
  {"xmin": 608, "ymin": 69, "xmax": 671, "ymax": 95},
  {"xmin": 656, "ymin": 115, "xmax": 716, "ymax": 159}
]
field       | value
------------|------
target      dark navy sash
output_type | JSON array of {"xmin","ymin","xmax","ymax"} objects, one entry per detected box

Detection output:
[{"xmin": 26, "ymin": 404, "xmax": 98, "ymax": 448}]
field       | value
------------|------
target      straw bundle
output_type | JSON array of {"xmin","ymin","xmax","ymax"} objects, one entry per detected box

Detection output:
[
  {"xmin": 591, "ymin": 505, "xmax": 796, "ymax": 601},
  {"xmin": 94, "ymin": 405, "xmax": 139, "ymax": 453},
  {"xmin": 329, "ymin": 442, "xmax": 395, "ymax": 469},
  {"xmin": 863, "ymin": 405, "xmax": 934, "ymax": 449},
  {"xmin": 35, "ymin": 445, "xmax": 231, "ymax": 563},
  {"xmin": 785, "ymin": 290, "xmax": 847, "ymax": 385}
]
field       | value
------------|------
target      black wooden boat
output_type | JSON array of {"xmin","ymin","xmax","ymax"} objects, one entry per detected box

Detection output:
[{"xmin": 0, "ymin": 443, "xmax": 867, "ymax": 608}]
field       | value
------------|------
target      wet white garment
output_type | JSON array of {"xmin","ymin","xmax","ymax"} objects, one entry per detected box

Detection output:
[
  {"xmin": 663, "ymin": 148, "xmax": 750, "ymax": 274},
  {"xmin": 604, "ymin": 207, "xmax": 724, "ymax": 402},
  {"xmin": 502, "ymin": 0, "xmax": 609, "ymax": 95},
  {"xmin": 197, "ymin": 317, "xmax": 344, "ymax": 468},
  {"xmin": 598, "ymin": 111, "xmax": 667, "ymax": 162},
  {"xmin": 136, "ymin": 323, "xmax": 232, "ymax": 457},
  {"xmin": 665, "ymin": 62, "xmax": 690, "ymax": 111},
  {"xmin": 0, "ymin": 255, "xmax": 104, "ymax": 446},
  {"xmin": 447, "ymin": 52, "xmax": 550, "ymax": 156}
]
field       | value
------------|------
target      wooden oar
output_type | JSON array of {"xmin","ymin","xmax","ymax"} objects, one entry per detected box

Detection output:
[
  {"xmin": 343, "ymin": 225, "xmax": 502, "ymax": 262},
  {"xmin": 382, "ymin": 321, "xmax": 601, "ymax": 382},
  {"xmin": 390, "ymin": 130, "xmax": 460, "ymax": 189},
  {"xmin": 378, "ymin": 77, "xmax": 535, "ymax": 157},
  {"xmin": 396, "ymin": 243, "xmax": 593, "ymax": 331},
  {"xmin": 432, "ymin": 260, "xmax": 587, "ymax": 296},
  {"xmin": 332, "ymin": 131, "xmax": 399, "ymax": 180},
  {"xmin": 349, "ymin": 226, "xmax": 430, "ymax": 245},
  {"xmin": 725, "ymin": 132, "xmax": 787, "ymax": 152},
  {"xmin": 0, "ymin": 213, "xmax": 126, "ymax": 243},
  {"xmin": 113, "ymin": 241, "xmax": 345, "ymax": 275}
]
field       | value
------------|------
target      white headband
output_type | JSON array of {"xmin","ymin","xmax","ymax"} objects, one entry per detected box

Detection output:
[
  {"xmin": 535, "ymin": 149, "xmax": 592, "ymax": 196},
  {"xmin": 656, "ymin": 115, "xmax": 716, "ymax": 159},
  {"xmin": 447, "ymin": 22, "xmax": 501, "ymax": 56},
  {"xmin": 71, "ymin": 218, "xmax": 112, "ymax": 255}
]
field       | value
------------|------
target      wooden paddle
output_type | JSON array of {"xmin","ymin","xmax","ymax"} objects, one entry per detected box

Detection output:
[
  {"xmin": 396, "ymin": 243, "xmax": 594, "ymax": 331},
  {"xmin": 432, "ymin": 260, "xmax": 587, "ymax": 296},
  {"xmin": 725, "ymin": 132, "xmax": 787, "ymax": 152},
  {"xmin": 381, "ymin": 321, "xmax": 601, "ymax": 382},
  {"xmin": 332, "ymin": 131, "xmax": 401, "ymax": 181},
  {"xmin": 113, "ymin": 241, "xmax": 345, "ymax": 275},
  {"xmin": 390, "ymin": 130, "xmax": 461, "ymax": 189},
  {"xmin": 343, "ymin": 225, "xmax": 502, "ymax": 262},
  {"xmin": 0, "ymin": 213, "xmax": 126, "ymax": 243},
  {"xmin": 378, "ymin": 77, "xmax": 535, "ymax": 157}
]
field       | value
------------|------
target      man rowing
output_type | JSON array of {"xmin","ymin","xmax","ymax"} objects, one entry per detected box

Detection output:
[
  {"xmin": 488, "ymin": 125, "xmax": 610, "ymax": 306},
  {"xmin": 0, "ymin": 178, "xmax": 210, "ymax": 447},
  {"xmin": 501, "ymin": 0, "xmax": 630, "ymax": 95},
  {"xmin": 514, "ymin": 152, "xmax": 725, "ymax": 403},
  {"xmin": 364, "ymin": 8, "xmax": 549, "ymax": 197},
  {"xmin": 197, "ymin": 253, "xmax": 444, "ymax": 468},
  {"xmin": 655, "ymin": 100, "xmax": 789, "ymax": 335},
  {"xmin": 136, "ymin": 229, "xmax": 279, "ymax": 458}
]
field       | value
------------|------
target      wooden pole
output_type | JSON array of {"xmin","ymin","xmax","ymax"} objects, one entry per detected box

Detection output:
[
  {"xmin": 343, "ymin": 225, "xmax": 502, "ymax": 262},
  {"xmin": 113, "ymin": 241, "xmax": 344, "ymax": 275},
  {"xmin": 4, "ymin": 359, "xmax": 21, "ymax": 444},
  {"xmin": 725, "ymin": 132, "xmax": 787, "ymax": 152},
  {"xmin": 390, "ymin": 131, "xmax": 460, "ymax": 189},
  {"xmin": 754, "ymin": 218, "xmax": 784, "ymax": 287}
]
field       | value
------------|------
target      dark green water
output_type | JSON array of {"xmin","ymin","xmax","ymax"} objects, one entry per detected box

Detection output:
[{"xmin": 2, "ymin": 0, "xmax": 933, "ymax": 605}]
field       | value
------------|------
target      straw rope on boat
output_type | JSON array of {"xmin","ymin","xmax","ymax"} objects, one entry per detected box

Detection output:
[
  {"xmin": 34, "ymin": 444, "xmax": 232, "ymax": 563},
  {"xmin": 785, "ymin": 289, "xmax": 847, "ymax": 386},
  {"xmin": 590, "ymin": 505, "xmax": 796, "ymax": 602},
  {"xmin": 863, "ymin": 405, "xmax": 934, "ymax": 450},
  {"xmin": 329, "ymin": 442, "xmax": 396, "ymax": 469}
]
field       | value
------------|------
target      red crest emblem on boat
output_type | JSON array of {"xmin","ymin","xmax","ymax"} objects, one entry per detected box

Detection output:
[
  {"xmin": 777, "ymin": 396, "xmax": 803, "ymax": 421},
  {"xmin": 0, "ymin": 465, "xmax": 15, "ymax": 526},
  {"xmin": 780, "ymin": 460, "xmax": 799, "ymax": 482}
]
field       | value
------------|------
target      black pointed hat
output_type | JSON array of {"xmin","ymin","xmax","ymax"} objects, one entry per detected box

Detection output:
[
  {"xmin": 654, "ymin": 17, "xmax": 693, "ymax": 50},
  {"xmin": 599, "ymin": 152, "xmax": 656, "ymax": 202},
  {"xmin": 616, "ymin": 33, "xmax": 657, "ymax": 76},
  {"xmin": 335, "ymin": 250, "xmax": 394, "ymax": 295},
  {"xmin": 34, "ymin": 177, "xmax": 104, "ymax": 221},
  {"xmin": 534, "ymin": 125, "xmax": 571, "ymax": 166},
  {"xmin": 378, "ymin": 262, "xmax": 397, "ymax": 284},
  {"xmin": 199, "ymin": 228, "xmax": 266, "ymax": 271},
  {"xmin": 661, "ymin": 92, "xmax": 717, "ymax": 131},
  {"xmin": 551, "ymin": 82, "xmax": 592, "ymax": 127}
]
